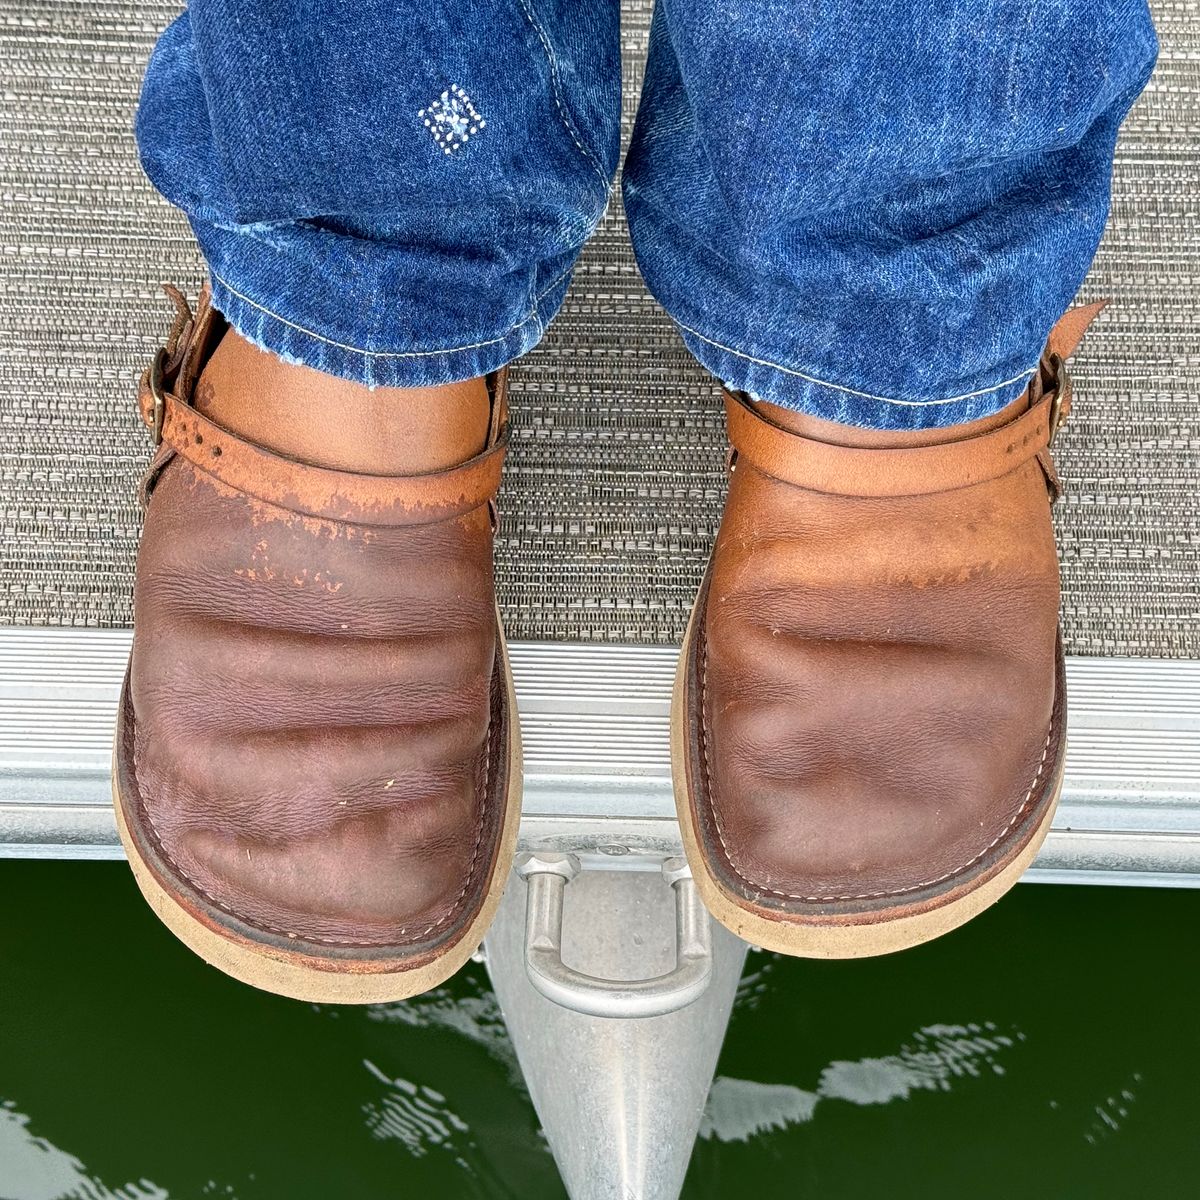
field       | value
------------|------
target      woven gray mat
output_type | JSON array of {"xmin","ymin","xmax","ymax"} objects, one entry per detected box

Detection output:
[{"xmin": 1, "ymin": 1, "xmax": 1197, "ymax": 654}]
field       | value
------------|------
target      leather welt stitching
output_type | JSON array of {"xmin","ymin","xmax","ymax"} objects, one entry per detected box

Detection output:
[
  {"xmin": 132, "ymin": 692, "xmax": 496, "ymax": 949},
  {"xmin": 698, "ymin": 631, "xmax": 1054, "ymax": 904}
]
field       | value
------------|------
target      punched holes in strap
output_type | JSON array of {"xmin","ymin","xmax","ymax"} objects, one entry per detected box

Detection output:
[
  {"xmin": 145, "ymin": 390, "xmax": 508, "ymax": 527},
  {"xmin": 724, "ymin": 364, "xmax": 1070, "ymax": 499}
]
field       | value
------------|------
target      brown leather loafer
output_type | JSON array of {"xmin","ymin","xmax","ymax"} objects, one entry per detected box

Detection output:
[
  {"xmin": 673, "ymin": 304, "xmax": 1104, "ymax": 957},
  {"xmin": 113, "ymin": 286, "xmax": 521, "ymax": 1001}
]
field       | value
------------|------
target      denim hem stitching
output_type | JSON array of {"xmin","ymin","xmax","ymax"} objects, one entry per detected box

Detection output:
[
  {"xmin": 675, "ymin": 318, "xmax": 1036, "ymax": 408},
  {"xmin": 514, "ymin": 0, "xmax": 612, "ymax": 194},
  {"xmin": 209, "ymin": 264, "xmax": 574, "ymax": 359}
]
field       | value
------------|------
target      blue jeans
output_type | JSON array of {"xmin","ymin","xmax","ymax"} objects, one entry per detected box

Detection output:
[{"xmin": 137, "ymin": 0, "xmax": 1156, "ymax": 430}]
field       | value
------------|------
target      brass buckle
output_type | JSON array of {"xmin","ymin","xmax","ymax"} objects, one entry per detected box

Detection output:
[
  {"xmin": 1046, "ymin": 352, "xmax": 1069, "ymax": 447},
  {"xmin": 148, "ymin": 346, "xmax": 169, "ymax": 446}
]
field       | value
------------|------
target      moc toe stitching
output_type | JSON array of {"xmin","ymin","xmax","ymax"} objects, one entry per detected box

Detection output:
[
  {"xmin": 696, "ymin": 595, "xmax": 1058, "ymax": 909},
  {"xmin": 128, "ymin": 673, "xmax": 498, "ymax": 950}
]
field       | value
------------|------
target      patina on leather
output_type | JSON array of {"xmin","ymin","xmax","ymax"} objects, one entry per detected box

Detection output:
[
  {"xmin": 679, "ymin": 304, "xmax": 1103, "ymax": 929},
  {"xmin": 115, "ymin": 284, "xmax": 514, "ymax": 963}
]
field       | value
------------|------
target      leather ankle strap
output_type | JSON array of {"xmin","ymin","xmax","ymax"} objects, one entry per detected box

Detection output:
[
  {"xmin": 137, "ymin": 285, "xmax": 508, "ymax": 526},
  {"xmin": 725, "ymin": 302, "xmax": 1103, "ymax": 499},
  {"xmin": 140, "ymin": 384, "xmax": 508, "ymax": 525},
  {"xmin": 725, "ymin": 381, "xmax": 1064, "ymax": 497}
]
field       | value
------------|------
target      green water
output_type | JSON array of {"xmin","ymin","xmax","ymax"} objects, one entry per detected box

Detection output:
[{"xmin": 0, "ymin": 862, "xmax": 1196, "ymax": 1199}]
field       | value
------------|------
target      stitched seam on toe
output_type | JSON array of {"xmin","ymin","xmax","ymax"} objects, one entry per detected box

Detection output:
[
  {"xmin": 131, "ymin": 699, "xmax": 496, "ymax": 949},
  {"xmin": 698, "ymin": 628, "xmax": 1055, "ymax": 903}
]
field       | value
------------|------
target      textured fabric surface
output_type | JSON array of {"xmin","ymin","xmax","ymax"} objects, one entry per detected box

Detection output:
[
  {"xmin": 136, "ymin": 2, "xmax": 620, "ymax": 390},
  {"xmin": 1, "ymin": 1, "xmax": 1197, "ymax": 654}
]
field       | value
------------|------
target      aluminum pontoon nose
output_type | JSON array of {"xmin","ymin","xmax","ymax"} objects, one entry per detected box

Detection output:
[{"xmin": 485, "ymin": 847, "xmax": 749, "ymax": 1200}]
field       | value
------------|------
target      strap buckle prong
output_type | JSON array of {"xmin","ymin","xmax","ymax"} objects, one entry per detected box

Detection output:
[
  {"xmin": 148, "ymin": 347, "xmax": 170, "ymax": 447},
  {"xmin": 1046, "ymin": 352, "xmax": 1070, "ymax": 447}
]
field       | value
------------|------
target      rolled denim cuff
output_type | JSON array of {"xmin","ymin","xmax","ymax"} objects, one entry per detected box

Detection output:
[
  {"xmin": 192, "ymin": 216, "xmax": 578, "ymax": 388},
  {"xmin": 672, "ymin": 320, "xmax": 1035, "ymax": 430},
  {"xmin": 137, "ymin": 3, "xmax": 617, "ymax": 389},
  {"xmin": 621, "ymin": 0, "xmax": 1157, "ymax": 432}
]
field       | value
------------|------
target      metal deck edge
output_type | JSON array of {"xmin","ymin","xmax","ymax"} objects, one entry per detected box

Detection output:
[{"xmin": 1, "ymin": 629, "xmax": 1198, "ymax": 885}]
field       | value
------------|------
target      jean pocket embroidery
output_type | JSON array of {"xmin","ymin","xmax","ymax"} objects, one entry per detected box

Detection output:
[{"xmin": 420, "ymin": 85, "xmax": 486, "ymax": 156}]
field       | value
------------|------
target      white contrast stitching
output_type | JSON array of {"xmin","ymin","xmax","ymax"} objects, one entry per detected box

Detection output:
[
  {"xmin": 698, "ymin": 632, "xmax": 1055, "ymax": 902},
  {"xmin": 674, "ymin": 317, "xmax": 1035, "ymax": 408},
  {"xmin": 209, "ymin": 263, "xmax": 574, "ymax": 360},
  {"xmin": 420, "ymin": 84, "xmax": 486, "ymax": 155},
  {"xmin": 513, "ymin": 0, "xmax": 612, "ymax": 193}
]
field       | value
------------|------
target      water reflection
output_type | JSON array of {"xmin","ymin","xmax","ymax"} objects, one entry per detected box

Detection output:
[
  {"xmin": 362, "ymin": 1059, "xmax": 472, "ymax": 1160},
  {"xmin": 362, "ymin": 984, "xmax": 520, "ymax": 1081},
  {"xmin": 0, "ymin": 1100, "xmax": 173, "ymax": 1200},
  {"xmin": 701, "ymin": 1021, "xmax": 1020, "ymax": 1143},
  {"xmin": 1083, "ymin": 1072, "xmax": 1141, "ymax": 1145},
  {"xmin": 1, "ymin": 862, "xmax": 1192, "ymax": 1200}
]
